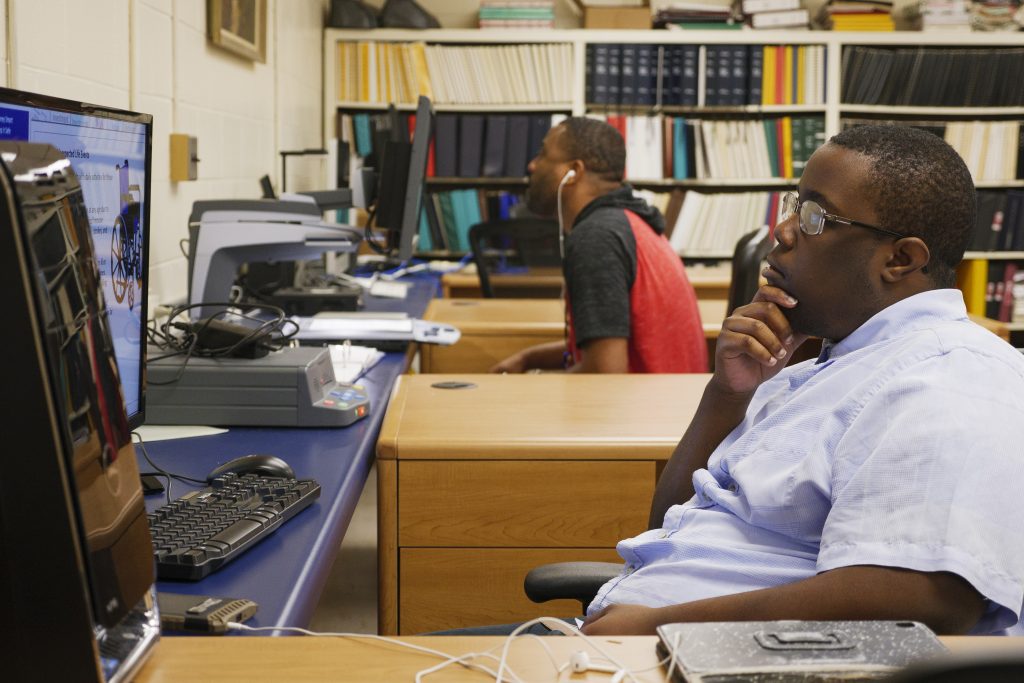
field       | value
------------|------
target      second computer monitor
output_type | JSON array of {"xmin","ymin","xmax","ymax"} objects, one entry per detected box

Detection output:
[{"xmin": 374, "ymin": 95, "xmax": 433, "ymax": 264}]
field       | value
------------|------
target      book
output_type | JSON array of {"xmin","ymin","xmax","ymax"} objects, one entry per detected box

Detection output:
[
  {"xmin": 750, "ymin": 7, "xmax": 809, "ymax": 27},
  {"xmin": 742, "ymin": 0, "xmax": 800, "ymax": 11}
]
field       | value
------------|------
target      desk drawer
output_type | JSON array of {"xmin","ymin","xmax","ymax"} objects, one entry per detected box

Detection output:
[
  {"xmin": 399, "ymin": 547, "xmax": 620, "ymax": 634},
  {"xmin": 397, "ymin": 460, "xmax": 655, "ymax": 547}
]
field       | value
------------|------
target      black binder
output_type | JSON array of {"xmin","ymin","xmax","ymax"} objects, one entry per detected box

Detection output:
[
  {"xmin": 504, "ymin": 115, "xmax": 530, "ymax": 177},
  {"xmin": 481, "ymin": 114, "xmax": 508, "ymax": 177},
  {"xmin": 433, "ymin": 113, "xmax": 458, "ymax": 178},
  {"xmin": 458, "ymin": 114, "xmax": 484, "ymax": 178}
]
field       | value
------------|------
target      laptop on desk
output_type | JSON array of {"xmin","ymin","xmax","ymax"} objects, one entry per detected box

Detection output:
[{"xmin": 656, "ymin": 620, "xmax": 948, "ymax": 683}]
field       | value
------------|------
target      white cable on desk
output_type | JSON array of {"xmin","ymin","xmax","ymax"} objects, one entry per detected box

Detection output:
[{"xmin": 226, "ymin": 618, "xmax": 676, "ymax": 682}]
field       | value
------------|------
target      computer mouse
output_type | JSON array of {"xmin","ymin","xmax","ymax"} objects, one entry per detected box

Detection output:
[{"xmin": 206, "ymin": 454, "xmax": 296, "ymax": 482}]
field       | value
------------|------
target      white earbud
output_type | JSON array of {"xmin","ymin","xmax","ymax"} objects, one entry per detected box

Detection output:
[
  {"xmin": 560, "ymin": 168, "xmax": 577, "ymax": 186},
  {"xmin": 568, "ymin": 650, "xmax": 618, "ymax": 674}
]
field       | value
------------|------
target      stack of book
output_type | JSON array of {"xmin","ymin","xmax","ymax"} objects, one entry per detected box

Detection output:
[
  {"xmin": 653, "ymin": 0, "xmax": 743, "ymax": 29},
  {"xmin": 742, "ymin": 0, "xmax": 810, "ymax": 29},
  {"xmin": 920, "ymin": 0, "xmax": 971, "ymax": 30},
  {"xmin": 478, "ymin": 1, "xmax": 554, "ymax": 29},
  {"xmin": 970, "ymin": 0, "xmax": 1022, "ymax": 31},
  {"xmin": 819, "ymin": 0, "xmax": 895, "ymax": 30}
]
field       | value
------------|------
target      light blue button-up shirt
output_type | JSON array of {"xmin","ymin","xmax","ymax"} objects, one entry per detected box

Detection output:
[{"xmin": 589, "ymin": 289, "xmax": 1024, "ymax": 634}]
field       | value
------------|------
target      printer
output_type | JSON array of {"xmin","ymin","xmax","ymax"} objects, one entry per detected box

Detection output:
[
  {"xmin": 187, "ymin": 190, "xmax": 362, "ymax": 320},
  {"xmin": 186, "ymin": 190, "xmax": 461, "ymax": 349}
]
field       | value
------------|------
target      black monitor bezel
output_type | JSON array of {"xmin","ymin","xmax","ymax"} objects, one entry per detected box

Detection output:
[
  {"xmin": 397, "ymin": 96, "xmax": 434, "ymax": 263},
  {"xmin": 0, "ymin": 86, "xmax": 153, "ymax": 429}
]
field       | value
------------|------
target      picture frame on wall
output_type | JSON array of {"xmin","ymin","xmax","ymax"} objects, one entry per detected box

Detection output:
[{"xmin": 207, "ymin": 0, "xmax": 267, "ymax": 63}]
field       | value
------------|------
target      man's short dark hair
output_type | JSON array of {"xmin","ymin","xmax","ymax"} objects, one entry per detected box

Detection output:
[
  {"xmin": 560, "ymin": 117, "xmax": 626, "ymax": 183},
  {"xmin": 829, "ymin": 124, "xmax": 975, "ymax": 288}
]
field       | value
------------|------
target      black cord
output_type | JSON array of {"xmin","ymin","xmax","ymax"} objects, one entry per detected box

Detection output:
[
  {"xmin": 132, "ymin": 430, "xmax": 205, "ymax": 505},
  {"xmin": 362, "ymin": 204, "xmax": 391, "ymax": 256}
]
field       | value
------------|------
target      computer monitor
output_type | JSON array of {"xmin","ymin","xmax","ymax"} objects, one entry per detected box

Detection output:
[
  {"xmin": 373, "ymin": 95, "xmax": 433, "ymax": 264},
  {"xmin": 0, "ymin": 87, "xmax": 152, "ymax": 429},
  {"xmin": 0, "ymin": 140, "xmax": 158, "ymax": 681}
]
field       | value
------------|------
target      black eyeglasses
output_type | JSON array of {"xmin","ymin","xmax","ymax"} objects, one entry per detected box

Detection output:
[{"xmin": 780, "ymin": 193, "xmax": 905, "ymax": 240}]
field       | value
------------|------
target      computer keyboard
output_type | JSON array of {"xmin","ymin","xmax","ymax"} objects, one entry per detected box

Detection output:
[{"xmin": 148, "ymin": 472, "xmax": 321, "ymax": 580}]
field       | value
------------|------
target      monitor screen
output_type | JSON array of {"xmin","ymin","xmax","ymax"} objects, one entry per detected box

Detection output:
[
  {"xmin": 0, "ymin": 87, "xmax": 152, "ymax": 428},
  {"xmin": 374, "ymin": 95, "xmax": 433, "ymax": 263}
]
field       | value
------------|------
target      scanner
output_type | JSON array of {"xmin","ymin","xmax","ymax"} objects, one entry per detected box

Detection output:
[{"xmin": 187, "ymin": 190, "xmax": 362, "ymax": 320}]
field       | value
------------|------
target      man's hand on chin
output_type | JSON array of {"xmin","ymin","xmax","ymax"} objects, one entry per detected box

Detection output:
[{"xmin": 580, "ymin": 603, "xmax": 665, "ymax": 635}]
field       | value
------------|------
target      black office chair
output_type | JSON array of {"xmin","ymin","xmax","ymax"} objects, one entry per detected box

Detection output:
[
  {"xmin": 524, "ymin": 561, "xmax": 622, "ymax": 613},
  {"xmin": 468, "ymin": 218, "xmax": 560, "ymax": 298},
  {"xmin": 726, "ymin": 224, "xmax": 773, "ymax": 315}
]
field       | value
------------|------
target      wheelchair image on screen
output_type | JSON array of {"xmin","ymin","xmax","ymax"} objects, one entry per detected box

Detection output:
[{"xmin": 110, "ymin": 159, "xmax": 143, "ymax": 310}]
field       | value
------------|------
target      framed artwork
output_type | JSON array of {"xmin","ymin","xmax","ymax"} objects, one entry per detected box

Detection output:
[{"xmin": 207, "ymin": 0, "xmax": 267, "ymax": 63}]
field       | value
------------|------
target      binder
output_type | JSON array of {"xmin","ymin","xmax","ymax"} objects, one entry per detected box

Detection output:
[
  {"xmin": 458, "ymin": 113, "xmax": 484, "ymax": 178},
  {"xmin": 636, "ymin": 44, "xmax": 657, "ymax": 106},
  {"xmin": 481, "ymin": 114, "xmax": 508, "ymax": 178},
  {"xmin": 504, "ymin": 115, "xmax": 530, "ymax": 177},
  {"xmin": 527, "ymin": 114, "xmax": 552, "ymax": 162},
  {"xmin": 730, "ymin": 44, "xmax": 748, "ymax": 106},
  {"xmin": 681, "ymin": 45, "xmax": 699, "ymax": 106},
  {"xmin": 433, "ymin": 113, "xmax": 458, "ymax": 178},
  {"xmin": 591, "ymin": 43, "xmax": 612, "ymax": 105},
  {"xmin": 607, "ymin": 44, "xmax": 623, "ymax": 106},
  {"xmin": 704, "ymin": 44, "xmax": 719, "ymax": 105},
  {"xmin": 748, "ymin": 45, "xmax": 764, "ymax": 105},
  {"xmin": 619, "ymin": 43, "xmax": 638, "ymax": 104}
]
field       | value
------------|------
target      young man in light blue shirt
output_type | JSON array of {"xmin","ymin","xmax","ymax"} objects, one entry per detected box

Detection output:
[{"xmin": 581, "ymin": 124, "xmax": 1024, "ymax": 636}]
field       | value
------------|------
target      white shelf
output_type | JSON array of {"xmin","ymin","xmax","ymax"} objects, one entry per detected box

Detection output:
[
  {"xmin": 975, "ymin": 181, "xmax": 1024, "ymax": 189},
  {"xmin": 964, "ymin": 252, "xmax": 1024, "ymax": 260},
  {"xmin": 631, "ymin": 178, "xmax": 797, "ymax": 187},
  {"xmin": 334, "ymin": 101, "xmax": 573, "ymax": 112},
  {"xmin": 1005, "ymin": 322, "xmax": 1024, "ymax": 332},
  {"xmin": 841, "ymin": 105, "xmax": 1024, "ymax": 116}
]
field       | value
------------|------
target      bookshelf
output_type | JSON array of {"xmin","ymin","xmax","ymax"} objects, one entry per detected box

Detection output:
[{"xmin": 324, "ymin": 29, "xmax": 1024, "ymax": 310}]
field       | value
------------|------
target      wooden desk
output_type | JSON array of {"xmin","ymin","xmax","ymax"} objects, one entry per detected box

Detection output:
[
  {"xmin": 420, "ymin": 298, "xmax": 729, "ymax": 373},
  {"xmin": 376, "ymin": 373, "xmax": 711, "ymax": 634},
  {"xmin": 440, "ymin": 264, "xmax": 732, "ymax": 300},
  {"xmin": 136, "ymin": 635, "xmax": 1022, "ymax": 682}
]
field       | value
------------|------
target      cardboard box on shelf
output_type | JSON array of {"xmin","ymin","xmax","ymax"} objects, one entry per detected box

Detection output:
[{"xmin": 584, "ymin": 6, "xmax": 652, "ymax": 28}]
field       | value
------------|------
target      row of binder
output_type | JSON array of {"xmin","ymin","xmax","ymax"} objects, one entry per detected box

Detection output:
[
  {"xmin": 841, "ymin": 46, "xmax": 1024, "ymax": 107},
  {"xmin": 586, "ymin": 44, "xmax": 827, "ymax": 108}
]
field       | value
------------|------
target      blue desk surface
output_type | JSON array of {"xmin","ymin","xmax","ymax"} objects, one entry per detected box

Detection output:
[{"xmin": 139, "ymin": 274, "xmax": 439, "ymax": 631}]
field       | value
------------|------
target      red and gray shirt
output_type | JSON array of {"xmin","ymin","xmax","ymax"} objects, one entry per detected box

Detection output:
[{"xmin": 564, "ymin": 186, "xmax": 707, "ymax": 373}]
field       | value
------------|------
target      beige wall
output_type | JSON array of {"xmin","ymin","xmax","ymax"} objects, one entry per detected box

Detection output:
[{"xmin": 2, "ymin": 0, "xmax": 328, "ymax": 309}]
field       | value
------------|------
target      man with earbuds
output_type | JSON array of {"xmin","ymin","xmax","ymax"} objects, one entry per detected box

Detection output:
[{"xmin": 490, "ymin": 117, "xmax": 707, "ymax": 374}]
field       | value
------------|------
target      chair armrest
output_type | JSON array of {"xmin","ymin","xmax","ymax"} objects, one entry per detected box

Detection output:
[{"xmin": 523, "ymin": 561, "xmax": 622, "ymax": 607}]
